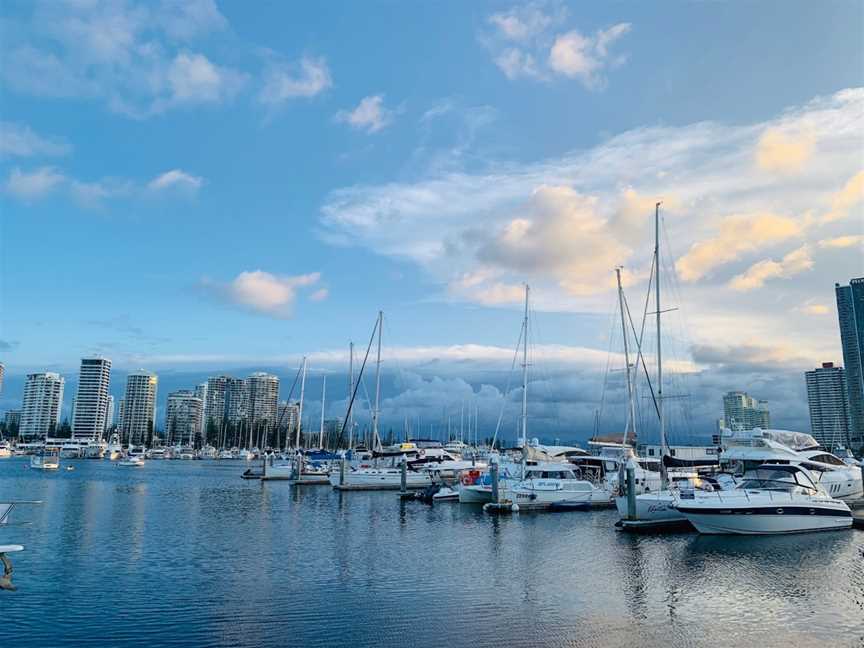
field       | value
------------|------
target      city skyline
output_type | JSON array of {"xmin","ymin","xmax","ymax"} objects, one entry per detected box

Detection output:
[{"xmin": 1, "ymin": 2, "xmax": 862, "ymax": 442}]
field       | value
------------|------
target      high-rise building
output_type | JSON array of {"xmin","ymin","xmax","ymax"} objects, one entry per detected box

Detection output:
[
  {"xmin": 0, "ymin": 361, "xmax": 5, "ymax": 395},
  {"xmin": 805, "ymin": 362, "xmax": 852, "ymax": 449},
  {"xmin": 20, "ymin": 372, "xmax": 64, "ymax": 438},
  {"xmin": 194, "ymin": 383, "xmax": 207, "ymax": 440},
  {"xmin": 120, "ymin": 371, "xmax": 158, "ymax": 446},
  {"xmin": 225, "ymin": 377, "xmax": 248, "ymax": 425},
  {"xmin": 277, "ymin": 401, "xmax": 300, "ymax": 435},
  {"xmin": 204, "ymin": 375, "xmax": 231, "ymax": 430},
  {"xmin": 117, "ymin": 398, "xmax": 125, "ymax": 431},
  {"xmin": 247, "ymin": 372, "xmax": 279, "ymax": 430},
  {"xmin": 71, "ymin": 356, "xmax": 112, "ymax": 441},
  {"xmin": 4, "ymin": 410, "xmax": 21, "ymax": 434},
  {"xmin": 165, "ymin": 390, "xmax": 204, "ymax": 447},
  {"xmin": 106, "ymin": 395, "xmax": 115, "ymax": 429},
  {"xmin": 722, "ymin": 391, "xmax": 770, "ymax": 430},
  {"xmin": 835, "ymin": 278, "xmax": 864, "ymax": 452}
]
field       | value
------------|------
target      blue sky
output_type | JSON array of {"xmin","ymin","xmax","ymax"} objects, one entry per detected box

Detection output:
[{"xmin": 1, "ymin": 1, "xmax": 862, "ymax": 442}]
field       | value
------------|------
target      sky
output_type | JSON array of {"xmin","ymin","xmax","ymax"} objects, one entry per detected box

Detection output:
[{"xmin": 0, "ymin": 1, "xmax": 862, "ymax": 444}]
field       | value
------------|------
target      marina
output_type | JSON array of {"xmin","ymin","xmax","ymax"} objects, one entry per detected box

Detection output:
[{"xmin": 1, "ymin": 457, "xmax": 863, "ymax": 648}]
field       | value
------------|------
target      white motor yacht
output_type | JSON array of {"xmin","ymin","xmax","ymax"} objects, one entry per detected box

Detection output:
[
  {"xmin": 105, "ymin": 433, "xmax": 123, "ymax": 461},
  {"xmin": 675, "ymin": 464, "xmax": 853, "ymax": 535},
  {"xmin": 30, "ymin": 448, "xmax": 60, "ymax": 470},
  {"xmin": 118, "ymin": 454, "xmax": 145, "ymax": 467},
  {"xmin": 0, "ymin": 441, "xmax": 12, "ymax": 458},
  {"xmin": 508, "ymin": 463, "xmax": 612, "ymax": 509},
  {"xmin": 721, "ymin": 428, "xmax": 863, "ymax": 500},
  {"xmin": 199, "ymin": 445, "xmax": 217, "ymax": 460},
  {"xmin": 146, "ymin": 447, "xmax": 168, "ymax": 460}
]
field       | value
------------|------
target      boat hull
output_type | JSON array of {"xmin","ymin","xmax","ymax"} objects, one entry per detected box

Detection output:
[
  {"xmin": 329, "ymin": 469, "xmax": 432, "ymax": 490},
  {"xmin": 615, "ymin": 492, "xmax": 686, "ymax": 523},
  {"xmin": 678, "ymin": 505, "xmax": 853, "ymax": 535}
]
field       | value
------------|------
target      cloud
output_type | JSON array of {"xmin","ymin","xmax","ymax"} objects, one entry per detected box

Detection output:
[
  {"xmin": 488, "ymin": 4, "xmax": 559, "ymax": 42},
  {"xmin": 548, "ymin": 23, "xmax": 631, "ymax": 89},
  {"xmin": 755, "ymin": 128, "xmax": 814, "ymax": 173},
  {"xmin": 728, "ymin": 245, "xmax": 814, "ymax": 291},
  {"xmin": 796, "ymin": 302, "xmax": 830, "ymax": 316},
  {"xmin": 258, "ymin": 56, "xmax": 332, "ymax": 105},
  {"xmin": 0, "ymin": 339, "xmax": 19, "ymax": 352},
  {"xmin": 309, "ymin": 288, "xmax": 329, "ymax": 302},
  {"xmin": 320, "ymin": 87, "xmax": 863, "ymax": 367},
  {"xmin": 817, "ymin": 234, "xmax": 864, "ymax": 249},
  {"xmin": 823, "ymin": 170, "xmax": 864, "ymax": 223},
  {"xmin": 201, "ymin": 270, "xmax": 322, "ymax": 318},
  {"xmin": 336, "ymin": 95, "xmax": 394, "ymax": 133},
  {"xmin": 1, "ymin": 1, "xmax": 244, "ymax": 117},
  {"xmin": 676, "ymin": 213, "xmax": 804, "ymax": 282},
  {"xmin": 3, "ymin": 166, "xmax": 66, "ymax": 200},
  {"xmin": 148, "ymin": 169, "xmax": 204, "ymax": 192},
  {"xmin": 482, "ymin": 5, "xmax": 631, "ymax": 89},
  {"xmin": 0, "ymin": 122, "xmax": 71, "ymax": 158},
  {"xmin": 5, "ymin": 166, "xmax": 201, "ymax": 206}
]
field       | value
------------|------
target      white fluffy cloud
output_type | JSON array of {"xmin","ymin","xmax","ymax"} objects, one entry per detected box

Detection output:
[
  {"xmin": 0, "ymin": 122, "xmax": 71, "ymax": 158},
  {"xmin": 5, "ymin": 166, "xmax": 204, "ymax": 205},
  {"xmin": 148, "ymin": 169, "xmax": 204, "ymax": 192},
  {"xmin": 483, "ymin": 4, "xmax": 631, "ymax": 88},
  {"xmin": 548, "ymin": 23, "xmax": 631, "ymax": 88},
  {"xmin": 201, "ymin": 270, "xmax": 323, "ymax": 318},
  {"xmin": 320, "ymin": 88, "xmax": 864, "ymax": 365},
  {"xmin": 336, "ymin": 95, "xmax": 395, "ymax": 133},
  {"xmin": 728, "ymin": 245, "xmax": 814, "ymax": 291},
  {"xmin": 258, "ymin": 56, "xmax": 332, "ymax": 105},
  {"xmin": 1, "ymin": 0, "xmax": 246, "ymax": 117}
]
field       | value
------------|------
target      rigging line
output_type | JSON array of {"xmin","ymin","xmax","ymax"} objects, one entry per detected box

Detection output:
[
  {"xmin": 623, "ymin": 289, "xmax": 661, "ymax": 423},
  {"xmin": 333, "ymin": 315, "xmax": 378, "ymax": 449},
  {"xmin": 490, "ymin": 317, "xmax": 524, "ymax": 451}
]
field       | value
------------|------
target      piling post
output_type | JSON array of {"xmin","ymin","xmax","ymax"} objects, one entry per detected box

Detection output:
[
  {"xmin": 339, "ymin": 456, "xmax": 346, "ymax": 487},
  {"xmin": 490, "ymin": 460, "xmax": 500, "ymax": 503},
  {"xmin": 400, "ymin": 456, "xmax": 408, "ymax": 494},
  {"xmin": 626, "ymin": 457, "xmax": 637, "ymax": 520}
]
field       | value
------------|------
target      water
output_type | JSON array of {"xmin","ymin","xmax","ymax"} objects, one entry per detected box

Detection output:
[{"xmin": 2, "ymin": 458, "xmax": 863, "ymax": 648}]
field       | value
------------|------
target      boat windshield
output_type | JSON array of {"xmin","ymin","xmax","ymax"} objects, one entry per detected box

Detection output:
[{"xmin": 739, "ymin": 468, "xmax": 818, "ymax": 492}]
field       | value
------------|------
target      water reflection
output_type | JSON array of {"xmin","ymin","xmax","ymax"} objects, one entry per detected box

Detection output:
[{"xmin": 1, "ymin": 458, "xmax": 862, "ymax": 648}]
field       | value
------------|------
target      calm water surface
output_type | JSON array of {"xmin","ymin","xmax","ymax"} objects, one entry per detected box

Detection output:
[{"xmin": 2, "ymin": 458, "xmax": 863, "ymax": 648}]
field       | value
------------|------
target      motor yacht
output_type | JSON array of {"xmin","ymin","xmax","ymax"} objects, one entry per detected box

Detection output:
[
  {"xmin": 118, "ymin": 454, "xmax": 145, "ymax": 467},
  {"xmin": 30, "ymin": 448, "xmax": 60, "ymax": 470},
  {"xmin": 199, "ymin": 445, "xmax": 217, "ymax": 460},
  {"xmin": 508, "ymin": 463, "xmax": 612, "ymax": 509},
  {"xmin": 146, "ymin": 447, "xmax": 168, "ymax": 460},
  {"xmin": 721, "ymin": 428, "xmax": 863, "ymax": 500},
  {"xmin": 0, "ymin": 441, "xmax": 12, "ymax": 458},
  {"xmin": 675, "ymin": 464, "xmax": 853, "ymax": 535},
  {"xmin": 105, "ymin": 433, "xmax": 123, "ymax": 461},
  {"xmin": 262, "ymin": 453, "xmax": 331, "ymax": 484}
]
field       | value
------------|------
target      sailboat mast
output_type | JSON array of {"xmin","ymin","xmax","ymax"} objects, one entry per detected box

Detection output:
[
  {"xmin": 372, "ymin": 311, "xmax": 383, "ymax": 451},
  {"xmin": 348, "ymin": 342, "xmax": 355, "ymax": 450},
  {"xmin": 296, "ymin": 357, "xmax": 307, "ymax": 449},
  {"xmin": 616, "ymin": 267, "xmax": 637, "ymax": 447},
  {"xmin": 654, "ymin": 202, "xmax": 668, "ymax": 487},
  {"xmin": 319, "ymin": 375, "xmax": 326, "ymax": 449},
  {"xmin": 521, "ymin": 284, "xmax": 529, "ymax": 477}
]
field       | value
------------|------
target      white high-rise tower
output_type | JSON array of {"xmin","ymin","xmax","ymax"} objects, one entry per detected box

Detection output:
[
  {"xmin": 20, "ymin": 372, "xmax": 64, "ymax": 438},
  {"xmin": 72, "ymin": 356, "xmax": 112, "ymax": 441},
  {"xmin": 120, "ymin": 371, "xmax": 158, "ymax": 446}
]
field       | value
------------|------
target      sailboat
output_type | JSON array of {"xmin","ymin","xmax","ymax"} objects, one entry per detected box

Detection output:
[
  {"xmin": 614, "ymin": 204, "xmax": 734, "ymax": 526},
  {"xmin": 504, "ymin": 286, "xmax": 612, "ymax": 510},
  {"xmin": 330, "ymin": 312, "xmax": 433, "ymax": 491}
]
